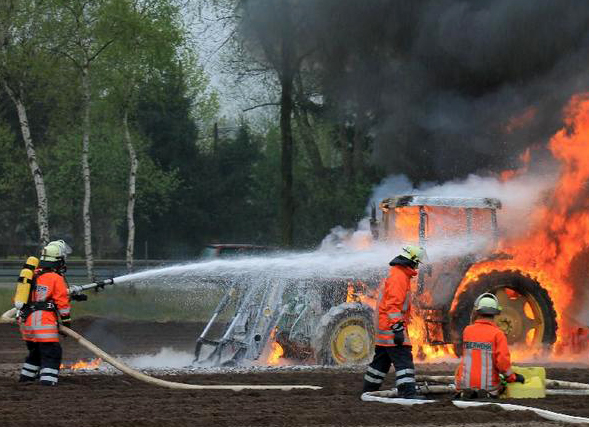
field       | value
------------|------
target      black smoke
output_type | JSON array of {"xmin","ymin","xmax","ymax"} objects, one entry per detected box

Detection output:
[{"xmin": 241, "ymin": 0, "xmax": 589, "ymax": 182}]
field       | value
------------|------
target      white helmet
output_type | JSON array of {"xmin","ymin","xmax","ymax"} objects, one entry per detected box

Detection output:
[
  {"xmin": 40, "ymin": 240, "xmax": 72, "ymax": 262},
  {"xmin": 474, "ymin": 292, "xmax": 502, "ymax": 315},
  {"xmin": 401, "ymin": 245, "xmax": 429, "ymax": 265}
]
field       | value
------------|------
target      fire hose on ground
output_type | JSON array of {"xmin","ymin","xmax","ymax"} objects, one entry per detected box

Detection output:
[
  {"xmin": 363, "ymin": 377, "xmax": 589, "ymax": 424},
  {"xmin": 1, "ymin": 308, "xmax": 321, "ymax": 391},
  {"xmin": 3, "ymin": 305, "xmax": 589, "ymax": 421},
  {"xmin": 361, "ymin": 392, "xmax": 589, "ymax": 424},
  {"xmin": 415, "ymin": 374, "xmax": 589, "ymax": 390}
]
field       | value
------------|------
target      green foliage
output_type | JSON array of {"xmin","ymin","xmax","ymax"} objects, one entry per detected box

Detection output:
[
  {"xmin": 293, "ymin": 173, "xmax": 375, "ymax": 248},
  {"xmin": 197, "ymin": 122, "xmax": 263, "ymax": 244},
  {"xmin": 0, "ymin": 0, "xmax": 386, "ymax": 260},
  {"xmin": 0, "ymin": 124, "xmax": 38, "ymax": 253}
]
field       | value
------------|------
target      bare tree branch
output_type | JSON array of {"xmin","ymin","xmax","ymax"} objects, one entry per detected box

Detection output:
[{"xmin": 242, "ymin": 102, "xmax": 279, "ymax": 112}]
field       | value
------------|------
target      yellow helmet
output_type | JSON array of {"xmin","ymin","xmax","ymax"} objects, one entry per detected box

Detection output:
[
  {"xmin": 401, "ymin": 245, "xmax": 429, "ymax": 264},
  {"xmin": 474, "ymin": 292, "xmax": 502, "ymax": 315},
  {"xmin": 40, "ymin": 240, "xmax": 72, "ymax": 262}
]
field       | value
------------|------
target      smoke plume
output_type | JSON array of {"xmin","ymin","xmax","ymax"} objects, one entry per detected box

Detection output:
[{"xmin": 241, "ymin": 0, "xmax": 589, "ymax": 182}]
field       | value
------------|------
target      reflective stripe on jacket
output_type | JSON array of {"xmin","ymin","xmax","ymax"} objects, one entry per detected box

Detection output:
[
  {"xmin": 19, "ymin": 271, "xmax": 70, "ymax": 343},
  {"xmin": 375, "ymin": 265, "xmax": 417, "ymax": 347},
  {"xmin": 455, "ymin": 319, "xmax": 514, "ymax": 391}
]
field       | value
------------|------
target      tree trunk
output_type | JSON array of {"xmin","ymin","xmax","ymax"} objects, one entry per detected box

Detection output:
[
  {"xmin": 279, "ymin": 8, "xmax": 295, "ymax": 248},
  {"xmin": 338, "ymin": 124, "xmax": 353, "ymax": 181},
  {"xmin": 2, "ymin": 80, "xmax": 50, "ymax": 245},
  {"xmin": 280, "ymin": 73, "xmax": 294, "ymax": 247},
  {"xmin": 294, "ymin": 74, "xmax": 324, "ymax": 178},
  {"xmin": 81, "ymin": 65, "xmax": 94, "ymax": 280},
  {"xmin": 123, "ymin": 110, "xmax": 138, "ymax": 273},
  {"xmin": 352, "ymin": 126, "xmax": 364, "ymax": 177},
  {"xmin": 294, "ymin": 107, "xmax": 325, "ymax": 178}
]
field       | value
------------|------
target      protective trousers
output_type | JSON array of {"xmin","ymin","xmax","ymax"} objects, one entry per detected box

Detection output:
[
  {"xmin": 363, "ymin": 345, "xmax": 416, "ymax": 396},
  {"xmin": 19, "ymin": 341, "xmax": 62, "ymax": 386}
]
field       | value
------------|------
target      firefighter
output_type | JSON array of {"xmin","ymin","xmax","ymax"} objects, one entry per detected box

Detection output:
[
  {"xmin": 454, "ymin": 293, "xmax": 525, "ymax": 398},
  {"xmin": 362, "ymin": 245, "xmax": 428, "ymax": 398},
  {"xmin": 18, "ymin": 240, "xmax": 72, "ymax": 386}
]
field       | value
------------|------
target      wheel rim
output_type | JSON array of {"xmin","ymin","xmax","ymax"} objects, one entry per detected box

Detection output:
[
  {"xmin": 330, "ymin": 317, "xmax": 372, "ymax": 364},
  {"xmin": 494, "ymin": 287, "xmax": 545, "ymax": 346}
]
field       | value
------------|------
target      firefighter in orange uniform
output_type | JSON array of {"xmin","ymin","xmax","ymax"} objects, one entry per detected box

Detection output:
[
  {"xmin": 362, "ymin": 245, "xmax": 427, "ymax": 398},
  {"xmin": 18, "ymin": 240, "xmax": 72, "ymax": 386},
  {"xmin": 455, "ymin": 293, "xmax": 525, "ymax": 398}
]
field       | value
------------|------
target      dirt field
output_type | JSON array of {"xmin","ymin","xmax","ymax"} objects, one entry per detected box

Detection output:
[{"xmin": 1, "ymin": 318, "xmax": 589, "ymax": 427}]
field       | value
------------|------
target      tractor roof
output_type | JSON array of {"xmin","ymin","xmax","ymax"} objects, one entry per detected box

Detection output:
[{"xmin": 380, "ymin": 195, "xmax": 502, "ymax": 210}]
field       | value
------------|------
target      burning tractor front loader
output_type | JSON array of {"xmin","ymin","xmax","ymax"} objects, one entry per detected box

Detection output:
[
  {"xmin": 195, "ymin": 195, "xmax": 558, "ymax": 366},
  {"xmin": 194, "ymin": 275, "xmax": 376, "ymax": 366},
  {"xmin": 194, "ymin": 279, "xmax": 290, "ymax": 366}
]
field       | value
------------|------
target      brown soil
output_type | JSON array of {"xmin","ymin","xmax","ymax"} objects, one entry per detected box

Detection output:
[{"xmin": 1, "ymin": 318, "xmax": 589, "ymax": 427}]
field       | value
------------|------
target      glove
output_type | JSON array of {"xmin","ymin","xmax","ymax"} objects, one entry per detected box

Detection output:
[
  {"xmin": 70, "ymin": 293, "xmax": 88, "ymax": 302},
  {"xmin": 391, "ymin": 322, "xmax": 405, "ymax": 345},
  {"xmin": 59, "ymin": 318, "xmax": 71, "ymax": 337},
  {"xmin": 507, "ymin": 373, "xmax": 525, "ymax": 384}
]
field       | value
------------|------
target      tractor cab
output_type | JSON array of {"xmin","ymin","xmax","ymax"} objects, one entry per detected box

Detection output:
[
  {"xmin": 372, "ymin": 195, "xmax": 556, "ymax": 352},
  {"xmin": 374, "ymin": 195, "xmax": 501, "ymax": 305}
]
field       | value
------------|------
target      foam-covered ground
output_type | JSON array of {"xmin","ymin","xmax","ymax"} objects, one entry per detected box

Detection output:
[{"xmin": 1, "ymin": 317, "xmax": 588, "ymax": 427}]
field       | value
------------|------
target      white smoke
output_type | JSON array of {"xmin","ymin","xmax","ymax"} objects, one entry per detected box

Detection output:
[
  {"xmin": 417, "ymin": 173, "xmax": 557, "ymax": 238},
  {"xmin": 123, "ymin": 348, "xmax": 194, "ymax": 369},
  {"xmin": 115, "ymin": 170, "xmax": 558, "ymax": 294},
  {"xmin": 319, "ymin": 169, "xmax": 558, "ymax": 269},
  {"xmin": 367, "ymin": 173, "xmax": 556, "ymax": 235}
]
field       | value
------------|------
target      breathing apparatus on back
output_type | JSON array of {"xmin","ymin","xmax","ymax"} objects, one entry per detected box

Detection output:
[
  {"xmin": 13, "ymin": 240, "xmax": 71, "ymax": 311},
  {"xmin": 13, "ymin": 256, "xmax": 40, "ymax": 310}
]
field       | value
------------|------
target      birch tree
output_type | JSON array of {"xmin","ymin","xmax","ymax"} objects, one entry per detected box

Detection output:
[
  {"xmin": 47, "ymin": 0, "xmax": 124, "ymax": 279},
  {"xmin": 0, "ymin": 0, "xmax": 50, "ymax": 245},
  {"xmin": 101, "ymin": 0, "xmax": 182, "ymax": 272}
]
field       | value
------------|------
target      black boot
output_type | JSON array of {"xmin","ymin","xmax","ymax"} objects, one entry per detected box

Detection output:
[
  {"xmin": 19, "ymin": 362, "xmax": 39, "ymax": 383},
  {"xmin": 398, "ymin": 383, "xmax": 426, "ymax": 399},
  {"xmin": 362, "ymin": 378, "xmax": 382, "ymax": 393}
]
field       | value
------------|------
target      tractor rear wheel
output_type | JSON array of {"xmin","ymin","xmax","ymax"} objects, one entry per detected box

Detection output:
[
  {"xmin": 451, "ymin": 270, "xmax": 557, "ymax": 355},
  {"xmin": 312, "ymin": 302, "xmax": 375, "ymax": 365}
]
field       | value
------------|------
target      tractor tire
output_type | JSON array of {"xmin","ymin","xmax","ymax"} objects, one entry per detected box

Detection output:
[
  {"xmin": 311, "ymin": 302, "xmax": 375, "ymax": 365},
  {"xmin": 451, "ymin": 270, "xmax": 557, "ymax": 356}
]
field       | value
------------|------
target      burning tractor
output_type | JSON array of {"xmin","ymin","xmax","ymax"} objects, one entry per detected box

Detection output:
[{"xmin": 194, "ymin": 195, "xmax": 557, "ymax": 366}]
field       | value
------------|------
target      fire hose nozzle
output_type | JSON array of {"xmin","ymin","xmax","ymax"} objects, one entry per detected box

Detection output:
[
  {"xmin": 69, "ymin": 285, "xmax": 83, "ymax": 295},
  {"xmin": 96, "ymin": 278, "xmax": 115, "ymax": 289},
  {"xmin": 69, "ymin": 278, "xmax": 115, "ymax": 296}
]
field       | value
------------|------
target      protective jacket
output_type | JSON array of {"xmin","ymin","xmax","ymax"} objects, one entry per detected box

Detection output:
[
  {"xmin": 19, "ymin": 270, "xmax": 71, "ymax": 343},
  {"xmin": 455, "ymin": 318, "xmax": 514, "ymax": 391},
  {"xmin": 375, "ymin": 256, "xmax": 417, "ymax": 347}
]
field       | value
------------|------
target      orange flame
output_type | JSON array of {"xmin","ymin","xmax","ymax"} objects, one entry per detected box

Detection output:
[
  {"xmin": 60, "ymin": 358, "xmax": 102, "ymax": 370},
  {"xmin": 408, "ymin": 313, "xmax": 456, "ymax": 361},
  {"xmin": 451, "ymin": 93, "xmax": 589, "ymax": 358},
  {"xmin": 500, "ymin": 147, "xmax": 532, "ymax": 182},
  {"xmin": 265, "ymin": 328, "xmax": 284, "ymax": 365},
  {"xmin": 267, "ymin": 341, "xmax": 284, "ymax": 365},
  {"xmin": 379, "ymin": 94, "xmax": 589, "ymax": 361},
  {"xmin": 504, "ymin": 106, "xmax": 537, "ymax": 134},
  {"xmin": 346, "ymin": 280, "xmax": 377, "ymax": 306}
]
